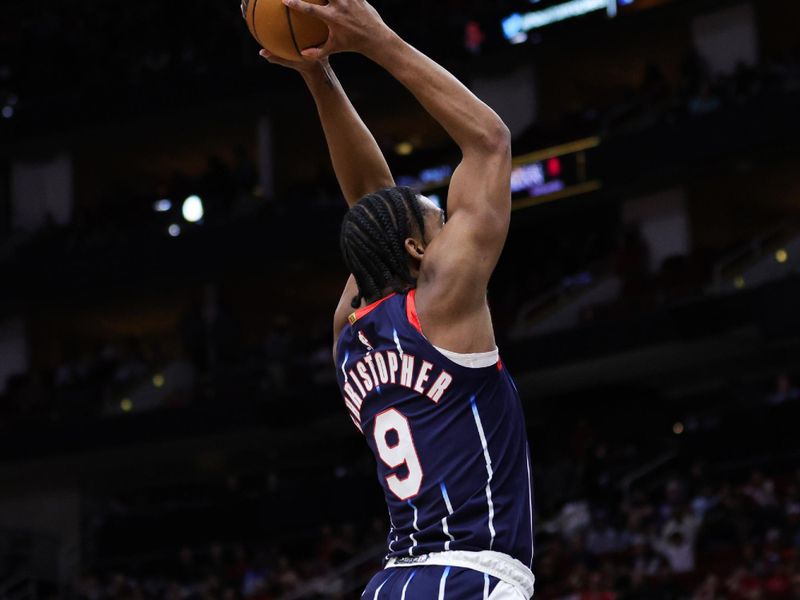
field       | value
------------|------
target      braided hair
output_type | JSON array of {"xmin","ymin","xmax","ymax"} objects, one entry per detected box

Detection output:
[{"xmin": 340, "ymin": 187, "xmax": 428, "ymax": 309}]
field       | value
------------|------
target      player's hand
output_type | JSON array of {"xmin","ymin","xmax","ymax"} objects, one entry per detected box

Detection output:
[
  {"xmin": 281, "ymin": 0, "xmax": 392, "ymax": 59},
  {"xmin": 258, "ymin": 49, "xmax": 328, "ymax": 75}
]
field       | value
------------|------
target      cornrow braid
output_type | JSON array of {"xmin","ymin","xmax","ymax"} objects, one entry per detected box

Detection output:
[{"xmin": 340, "ymin": 187, "xmax": 428, "ymax": 309}]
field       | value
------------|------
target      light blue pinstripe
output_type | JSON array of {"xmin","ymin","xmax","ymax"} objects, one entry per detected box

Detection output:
[
  {"xmin": 470, "ymin": 396, "xmax": 497, "ymax": 548},
  {"xmin": 373, "ymin": 577, "xmax": 388, "ymax": 600},
  {"xmin": 437, "ymin": 566, "xmax": 451, "ymax": 600},
  {"xmin": 400, "ymin": 570, "xmax": 417, "ymax": 600}
]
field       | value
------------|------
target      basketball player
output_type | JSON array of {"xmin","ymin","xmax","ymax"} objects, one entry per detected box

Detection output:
[{"xmin": 260, "ymin": 0, "xmax": 535, "ymax": 597}]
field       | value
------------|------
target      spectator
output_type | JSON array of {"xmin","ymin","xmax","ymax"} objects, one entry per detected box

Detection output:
[
  {"xmin": 763, "ymin": 563, "xmax": 791, "ymax": 599},
  {"xmin": 662, "ymin": 506, "xmax": 701, "ymax": 543},
  {"xmin": 241, "ymin": 552, "xmax": 269, "ymax": 599},
  {"xmin": 652, "ymin": 529, "xmax": 697, "ymax": 574},
  {"xmin": 744, "ymin": 471, "xmax": 779, "ymax": 509},
  {"xmin": 630, "ymin": 536, "xmax": 664, "ymax": 579},
  {"xmin": 693, "ymin": 574, "xmax": 724, "ymax": 600},
  {"xmin": 586, "ymin": 512, "xmax": 626, "ymax": 556},
  {"xmin": 581, "ymin": 571, "xmax": 617, "ymax": 600},
  {"xmin": 692, "ymin": 485, "xmax": 720, "ymax": 521},
  {"xmin": 726, "ymin": 566, "xmax": 763, "ymax": 599}
]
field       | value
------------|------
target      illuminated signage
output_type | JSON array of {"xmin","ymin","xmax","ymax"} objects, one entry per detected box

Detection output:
[
  {"xmin": 510, "ymin": 161, "xmax": 566, "ymax": 198},
  {"xmin": 420, "ymin": 165, "xmax": 454, "ymax": 185},
  {"xmin": 502, "ymin": 0, "xmax": 635, "ymax": 42},
  {"xmin": 397, "ymin": 165, "xmax": 454, "ymax": 191},
  {"xmin": 411, "ymin": 138, "xmax": 602, "ymax": 212}
]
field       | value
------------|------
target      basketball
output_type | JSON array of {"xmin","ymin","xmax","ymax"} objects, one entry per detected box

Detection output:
[{"xmin": 243, "ymin": 0, "xmax": 329, "ymax": 61}]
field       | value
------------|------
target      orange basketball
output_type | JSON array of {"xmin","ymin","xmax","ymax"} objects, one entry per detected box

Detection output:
[{"xmin": 243, "ymin": 0, "xmax": 329, "ymax": 61}]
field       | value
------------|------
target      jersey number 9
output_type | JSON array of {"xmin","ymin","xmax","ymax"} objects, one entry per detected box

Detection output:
[{"xmin": 374, "ymin": 409, "xmax": 423, "ymax": 501}]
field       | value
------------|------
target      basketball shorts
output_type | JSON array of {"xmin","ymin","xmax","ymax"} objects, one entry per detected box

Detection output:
[{"xmin": 363, "ymin": 566, "xmax": 526, "ymax": 600}]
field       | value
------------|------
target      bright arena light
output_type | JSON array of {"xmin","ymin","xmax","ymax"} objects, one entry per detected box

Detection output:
[
  {"xmin": 182, "ymin": 195, "xmax": 205, "ymax": 223},
  {"xmin": 168, "ymin": 224, "xmax": 182, "ymax": 237},
  {"xmin": 154, "ymin": 199, "xmax": 172, "ymax": 213},
  {"xmin": 776, "ymin": 249, "xmax": 789, "ymax": 264},
  {"xmin": 395, "ymin": 142, "xmax": 414, "ymax": 156}
]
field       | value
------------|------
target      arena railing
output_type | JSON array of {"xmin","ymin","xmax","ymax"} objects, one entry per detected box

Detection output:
[{"xmin": 711, "ymin": 219, "xmax": 800, "ymax": 293}]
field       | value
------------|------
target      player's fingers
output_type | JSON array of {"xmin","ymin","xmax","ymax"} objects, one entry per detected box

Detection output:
[
  {"xmin": 300, "ymin": 38, "xmax": 336, "ymax": 59},
  {"xmin": 282, "ymin": 0, "xmax": 331, "ymax": 21},
  {"xmin": 258, "ymin": 49, "xmax": 279, "ymax": 63},
  {"xmin": 300, "ymin": 47, "xmax": 326, "ymax": 59},
  {"xmin": 259, "ymin": 49, "xmax": 280, "ymax": 61},
  {"xmin": 258, "ymin": 50, "xmax": 292, "ymax": 67}
]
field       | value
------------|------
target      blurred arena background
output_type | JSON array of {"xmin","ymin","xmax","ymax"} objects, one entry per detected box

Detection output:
[{"xmin": 2, "ymin": 0, "xmax": 800, "ymax": 598}]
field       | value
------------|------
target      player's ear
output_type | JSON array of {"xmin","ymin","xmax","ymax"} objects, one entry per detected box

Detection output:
[{"xmin": 404, "ymin": 237, "xmax": 425, "ymax": 261}]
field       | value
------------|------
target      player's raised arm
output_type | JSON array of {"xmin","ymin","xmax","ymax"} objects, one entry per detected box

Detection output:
[
  {"xmin": 259, "ymin": 52, "xmax": 394, "ymax": 206},
  {"xmin": 362, "ymin": 37, "xmax": 512, "ymax": 305},
  {"xmin": 283, "ymin": 0, "xmax": 512, "ymax": 352},
  {"xmin": 258, "ymin": 47, "xmax": 397, "ymax": 351}
]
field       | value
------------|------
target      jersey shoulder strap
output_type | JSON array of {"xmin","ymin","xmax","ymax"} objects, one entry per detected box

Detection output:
[{"xmin": 347, "ymin": 292, "xmax": 397, "ymax": 325}]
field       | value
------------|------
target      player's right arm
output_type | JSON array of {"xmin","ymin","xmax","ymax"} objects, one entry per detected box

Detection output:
[
  {"xmin": 282, "ymin": 0, "xmax": 511, "ymax": 353},
  {"xmin": 259, "ymin": 51, "xmax": 394, "ymax": 207},
  {"xmin": 296, "ymin": 60, "xmax": 396, "ymax": 347}
]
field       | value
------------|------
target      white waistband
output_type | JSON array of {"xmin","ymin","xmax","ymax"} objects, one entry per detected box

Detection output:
[{"xmin": 385, "ymin": 550, "xmax": 535, "ymax": 598}]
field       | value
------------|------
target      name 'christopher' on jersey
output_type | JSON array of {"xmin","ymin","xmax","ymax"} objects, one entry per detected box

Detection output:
[
  {"xmin": 342, "ymin": 349, "xmax": 454, "ymax": 418},
  {"xmin": 335, "ymin": 290, "xmax": 535, "ymax": 570}
]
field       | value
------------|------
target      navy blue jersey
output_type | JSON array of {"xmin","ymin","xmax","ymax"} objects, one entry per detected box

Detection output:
[{"xmin": 335, "ymin": 290, "xmax": 534, "ymax": 568}]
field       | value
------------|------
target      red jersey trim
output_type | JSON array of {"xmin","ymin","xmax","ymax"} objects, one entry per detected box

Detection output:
[
  {"xmin": 406, "ymin": 289, "xmax": 423, "ymax": 335},
  {"xmin": 349, "ymin": 293, "xmax": 397, "ymax": 325}
]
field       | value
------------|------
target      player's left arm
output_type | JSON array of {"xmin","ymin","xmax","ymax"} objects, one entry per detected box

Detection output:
[{"xmin": 258, "ymin": 51, "xmax": 394, "ymax": 354}]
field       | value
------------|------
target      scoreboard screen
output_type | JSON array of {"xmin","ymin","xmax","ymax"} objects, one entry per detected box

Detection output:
[{"xmin": 411, "ymin": 137, "xmax": 601, "ymax": 213}]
